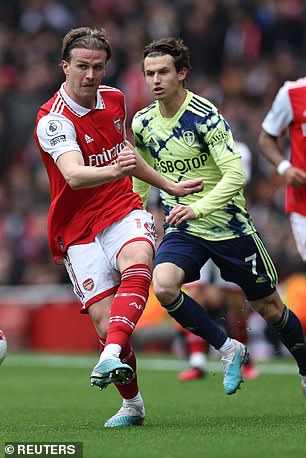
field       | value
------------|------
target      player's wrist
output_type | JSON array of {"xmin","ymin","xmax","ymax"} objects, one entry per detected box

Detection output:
[
  {"xmin": 277, "ymin": 160, "xmax": 291, "ymax": 175},
  {"xmin": 189, "ymin": 203, "xmax": 201, "ymax": 219},
  {"xmin": 165, "ymin": 181, "xmax": 176, "ymax": 195}
]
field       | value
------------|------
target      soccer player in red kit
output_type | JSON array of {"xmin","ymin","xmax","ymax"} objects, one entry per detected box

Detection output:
[
  {"xmin": 259, "ymin": 77, "xmax": 306, "ymax": 264},
  {"xmin": 34, "ymin": 27, "xmax": 203, "ymax": 428}
]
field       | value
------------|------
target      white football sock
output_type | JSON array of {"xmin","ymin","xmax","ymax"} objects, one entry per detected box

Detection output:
[
  {"xmin": 98, "ymin": 343, "xmax": 122, "ymax": 363},
  {"xmin": 219, "ymin": 337, "xmax": 235, "ymax": 354},
  {"xmin": 123, "ymin": 392, "xmax": 143, "ymax": 406}
]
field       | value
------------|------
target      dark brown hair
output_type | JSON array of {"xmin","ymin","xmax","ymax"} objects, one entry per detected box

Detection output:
[
  {"xmin": 61, "ymin": 27, "xmax": 111, "ymax": 62},
  {"xmin": 143, "ymin": 37, "xmax": 191, "ymax": 74}
]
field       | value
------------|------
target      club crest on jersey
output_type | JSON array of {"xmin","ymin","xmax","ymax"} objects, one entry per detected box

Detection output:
[
  {"xmin": 83, "ymin": 278, "xmax": 94, "ymax": 291},
  {"xmin": 46, "ymin": 120, "xmax": 62, "ymax": 136},
  {"xmin": 183, "ymin": 130, "xmax": 195, "ymax": 146},
  {"xmin": 113, "ymin": 117, "xmax": 123, "ymax": 134}
]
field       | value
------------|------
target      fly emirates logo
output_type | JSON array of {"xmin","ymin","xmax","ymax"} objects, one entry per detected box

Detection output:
[{"xmin": 88, "ymin": 141, "xmax": 125, "ymax": 167}]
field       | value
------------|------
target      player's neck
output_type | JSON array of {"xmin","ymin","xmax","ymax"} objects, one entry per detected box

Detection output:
[
  {"xmin": 158, "ymin": 88, "xmax": 187, "ymax": 118},
  {"xmin": 63, "ymin": 82, "xmax": 96, "ymax": 109}
]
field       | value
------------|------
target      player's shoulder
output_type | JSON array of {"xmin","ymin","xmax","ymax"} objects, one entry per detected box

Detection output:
[
  {"xmin": 134, "ymin": 101, "xmax": 157, "ymax": 119},
  {"xmin": 98, "ymin": 84, "xmax": 124, "ymax": 99},
  {"xmin": 37, "ymin": 92, "xmax": 68, "ymax": 122},
  {"xmin": 36, "ymin": 104, "xmax": 74, "ymax": 142},
  {"xmin": 187, "ymin": 91, "xmax": 218, "ymax": 117},
  {"xmin": 132, "ymin": 101, "xmax": 158, "ymax": 127},
  {"xmin": 282, "ymin": 77, "xmax": 306, "ymax": 94},
  {"xmin": 37, "ymin": 90, "xmax": 61, "ymax": 117}
]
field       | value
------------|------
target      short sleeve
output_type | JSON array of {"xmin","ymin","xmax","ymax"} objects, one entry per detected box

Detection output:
[
  {"xmin": 36, "ymin": 113, "xmax": 81, "ymax": 162},
  {"xmin": 262, "ymin": 84, "xmax": 293, "ymax": 136}
]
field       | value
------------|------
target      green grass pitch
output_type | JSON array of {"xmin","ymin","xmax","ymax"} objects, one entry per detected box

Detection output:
[{"xmin": 0, "ymin": 353, "xmax": 305, "ymax": 458}]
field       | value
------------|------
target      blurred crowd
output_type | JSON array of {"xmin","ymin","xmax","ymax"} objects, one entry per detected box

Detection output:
[{"xmin": 0, "ymin": 0, "xmax": 305, "ymax": 286}]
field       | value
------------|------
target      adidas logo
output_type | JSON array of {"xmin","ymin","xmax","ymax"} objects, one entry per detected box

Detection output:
[
  {"xmin": 85, "ymin": 134, "xmax": 94, "ymax": 144},
  {"xmin": 256, "ymin": 276, "xmax": 267, "ymax": 283},
  {"xmin": 147, "ymin": 137, "xmax": 158, "ymax": 147}
]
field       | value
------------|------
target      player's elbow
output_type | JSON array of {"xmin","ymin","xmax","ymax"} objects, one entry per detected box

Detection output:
[
  {"xmin": 228, "ymin": 169, "xmax": 247, "ymax": 190},
  {"xmin": 64, "ymin": 173, "xmax": 83, "ymax": 190},
  {"xmin": 258, "ymin": 130, "xmax": 276, "ymax": 151},
  {"xmin": 225, "ymin": 168, "xmax": 246, "ymax": 189},
  {"xmin": 57, "ymin": 160, "xmax": 85, "ymax": 190},
  {"xmin": 68, "ymin": 181, "xmax": 81, "ymax": 190}
]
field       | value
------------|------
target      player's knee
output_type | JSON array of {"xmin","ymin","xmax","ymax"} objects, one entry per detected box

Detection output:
[
  {"xmin": 153, "ymin": 278, "xmax": 179, "ymax": 306},
  {"xmin": 261, "ymin": 306, "xmax": 283, "ymax": 325},
  {"xmin": 153, "ymin": 263, "xmax": 184, "ymax": 305},
  {"xmin": 250, "ymin": 292, "xmax": 284, "ymax": 325},
  {"xmin": 153, "ymin": 281, "xmax": 171, "ymax": 305},
  {"xmin": 118, "ymin": 241, "xmax": 154, "ymax": 271},
  {"xmin": 88, "ymin": 302, "xmax": 110, "ymax": 337}
]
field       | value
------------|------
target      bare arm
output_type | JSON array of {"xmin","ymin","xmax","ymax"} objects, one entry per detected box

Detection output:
[
  {"xmin": 56, "ymin": 141, "xmax": 203, "ymax": 195},
  {"xmin": 259, "ymin": 130, "xmax": 306, "ymax": 187},
  {"xmin": 56, "ymin": 148, "xmax": 137, "ymax": 189},
  {"xmin": 258, "ymin": 130, "xmax": 285, "ymax": 167},
  {"xmin": 125, "ymin": 141, "xmax": 203, "ymax": 197}
]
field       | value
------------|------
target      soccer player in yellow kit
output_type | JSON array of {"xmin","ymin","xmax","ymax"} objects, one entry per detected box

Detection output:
[{"xmin": 132, "ymin": 37, "xmax": 306, "ymax": 395}]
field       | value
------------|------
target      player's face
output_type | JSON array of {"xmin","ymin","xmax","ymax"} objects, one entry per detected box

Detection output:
[
  {"xmin": 62, "ymin": 48, "xmax": 107, "ymax": 108},
  {"xmin": 143, "ymin": 54, "xmax": 187, "ymax": 103}
]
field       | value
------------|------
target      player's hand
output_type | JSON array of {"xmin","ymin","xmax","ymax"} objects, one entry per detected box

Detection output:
[
  {"xmin": 168, "ymin": 178, "xmax": 203, "ymax": 196},
  {"xmin": 166, "ymin": 204, "xmax": 196, "ymax": 226},
  {"xmin": 116, "ymin": 146, "xmax": 137, "ymax": 176},
  {"xmin": 284, "ymin": 166, "xmax": 306, "ymax": 187}
]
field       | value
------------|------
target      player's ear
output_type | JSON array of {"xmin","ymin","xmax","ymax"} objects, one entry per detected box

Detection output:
[
  {"xmin": 61, "ymin": 60, "xmax": 69, "ymax": 75},
  {"xmin": 178, "ymin": 67, "xmax": 188, "ymax": 82}
]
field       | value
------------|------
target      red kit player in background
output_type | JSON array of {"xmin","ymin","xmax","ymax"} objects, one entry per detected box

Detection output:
[
  {"xmin": 259, "ymin": 77, "xmax": 306, "ymax": 264},
  {"xmin": 34, "ymin": 27, "xmax": 203, "ymax": 428}
]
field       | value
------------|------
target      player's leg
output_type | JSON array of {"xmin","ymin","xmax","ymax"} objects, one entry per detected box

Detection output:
[
  {"xmin": 89, "ymin": 310, "xmax": 144, "ymax": 426},
  {"xmin": 64, "ymin": 235, "xmax": 145, "ymax": 427},
  {"xmin": 202, "ymin": 260, "xmax": 259, "ymax": 379},
  {"xmin": 89, "ymin": 299, "xmax": 135, "ymax": 389},
  {"xmin": 94, "ymin": 210, "xmax": 155, "ymax": 425},
  {"xmin": 153, "ymin": 233, "xmax": 247, "ymax": 395},
  {"xmin": 216, "ymin": 231, "xmax": 306, "ymax": 393},
  {"xmin": 102, "ymin": 210, "xmax": 156, "ymax": 354},
  {"xmin": 64, "ymin": 239, "xmax": 135, "ymax": 389},
  {"xmin": 248, "ymin": 233, "xmax": 306, "ymax": 391},
  {"xmin": 98, "ymin": 239, "xmax": 152, "ymax": 426},
  {"xmin": 250, "ymin": 290, "xmax": 306, "ymax": 393},
  {"xmin": 97, "ymin": 337, "xmax": 145, "ymax": 427}
]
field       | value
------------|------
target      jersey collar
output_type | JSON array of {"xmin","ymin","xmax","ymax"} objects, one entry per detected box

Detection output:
[{"xmin": 59, "ymin": 83, "xmax": 105, "ymax": 117}]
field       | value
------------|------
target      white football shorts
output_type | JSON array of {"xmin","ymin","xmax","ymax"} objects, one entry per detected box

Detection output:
[
  {"xmin": 290, "ymin": 212, "xmax": 306, "ymax": 262},
  {"xmin": 64, "ymin": 209, "xmax": 156, "ymax": 312}
]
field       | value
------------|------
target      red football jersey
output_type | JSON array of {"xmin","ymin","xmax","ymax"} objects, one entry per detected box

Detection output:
[
  {"xmin": 34, "ymin": 84, "xmax": 143, "ymax": 263},
  {"xmin": 286, "ymin": 82, "xmax": 306, "ymax": 215},
  {"xmin": 262, "ymin": 78, "xmax": 306, "ymax": 216}
]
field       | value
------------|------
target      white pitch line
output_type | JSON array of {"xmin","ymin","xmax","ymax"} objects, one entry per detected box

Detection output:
[{"xmin": 2, "ymin": 354, "xmax": 298, "ymax": 375}]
